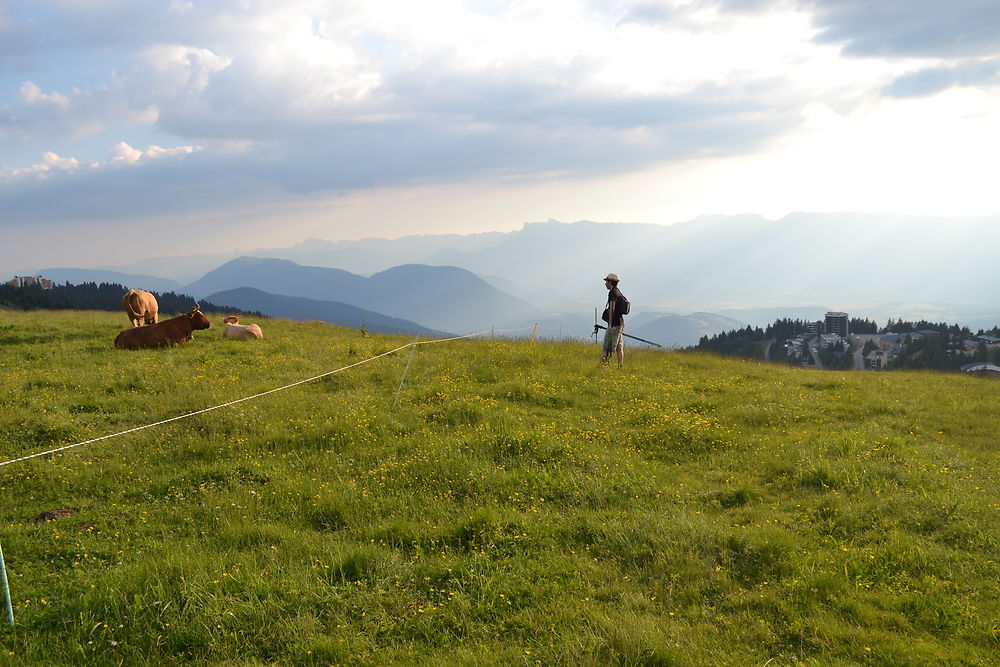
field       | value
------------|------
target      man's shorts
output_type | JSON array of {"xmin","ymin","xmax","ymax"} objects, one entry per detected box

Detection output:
[{"xmin": 603, "ymin": 325, "xmax": 624, "ymax": 356}]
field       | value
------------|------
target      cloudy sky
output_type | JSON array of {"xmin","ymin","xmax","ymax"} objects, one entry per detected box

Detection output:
[{"xmin": 3, "ymin": 0, "xmax": 1000, "ymax": 271}]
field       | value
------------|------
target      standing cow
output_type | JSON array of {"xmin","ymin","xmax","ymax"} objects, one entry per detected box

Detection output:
[
  {"xmin": 114, "ymin": 307, "xmax": 212, "ymax": 349},
  {"xmin": 122, "ymin": 289, "xmax": 158, "ymax": 327}
]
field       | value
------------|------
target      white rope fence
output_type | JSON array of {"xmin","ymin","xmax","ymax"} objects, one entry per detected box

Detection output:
[{"xmin": 0, "ymin": 327, "xmax": 515, "ymax": 469}]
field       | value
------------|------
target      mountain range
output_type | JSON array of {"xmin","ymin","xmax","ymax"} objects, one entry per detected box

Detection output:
[
  {"xmin": 19, "ymin": 214, "xmax": 1000, "ymax": 339},
  {"xmin": 75, "ymin": 212, "xmax": 998, "ymax": 318},
  {"xmin": 186, "ymin": 257, "xmax": 543, "ymax": 336}
]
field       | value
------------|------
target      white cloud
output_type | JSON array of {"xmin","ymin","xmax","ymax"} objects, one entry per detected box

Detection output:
[
  {"xmin": 7, "ymin": 151, "xmax": 83, "ymax": 179},
  {"xmin": 108, "ymin": 140, "xmax": 200, "ymax": 164},
  {"xmin": 108, "ymin": 141, "xmax": 144, "ymax": 164},
  {"xmin": 2, "ymin": 78, "xmax": 152, "ymax": 142},
  {"xmin": 140, "ymin": 44, "xmax": 233, "ymax": 95},
  {"xmin": 18, "ymin": 82, "xmax": 70, "ymax": 107},
  {"xmin": 143, "ymin": 143, "xmax": 199, "ymax": 159},
  {"xmin": 3, "ymin": 141, "xmax": 201, "ymax": 179}
]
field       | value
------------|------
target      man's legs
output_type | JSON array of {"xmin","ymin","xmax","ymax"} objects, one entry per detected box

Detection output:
[
  {"xmin": 603, "ymin": 326, "xmax": 624, "ymax": 366},
  {"xmin": 614, "ymin": 326, "xmax": 624, "ymax": 367}
]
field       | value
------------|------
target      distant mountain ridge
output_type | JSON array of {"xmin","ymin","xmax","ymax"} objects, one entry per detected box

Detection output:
[
  {"xmin": 185, "ymin": 257, "xmax": 364, "ymax": 301},
  {"xmin": 185, "ymin": 257, "xmax": 542, "ymax": 335}
]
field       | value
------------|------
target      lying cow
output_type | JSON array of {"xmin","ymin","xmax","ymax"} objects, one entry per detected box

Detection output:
[
  {"xmin": 114, "ymin": 306, "xmax": 212, "ymax": 349},
  {"xmin": 222, "ymin": 315, "xmax": 263, "ymax": 340},
  {"xmin": 122, "ymin": 288, "xmax": 158, "ymax": 327}
]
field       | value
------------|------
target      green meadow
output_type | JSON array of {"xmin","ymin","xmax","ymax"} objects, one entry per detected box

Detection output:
[{"xmin": 0, "ymin": 309, "xmax": 997, "ymax": 665}]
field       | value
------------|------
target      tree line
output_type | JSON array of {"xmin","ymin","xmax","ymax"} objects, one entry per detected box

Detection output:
[
  {"xmin": 695, "ymin": 318, "xmax": 815, "ymax": 360},
  {"xmin": 0, "ymin": 282, "xmax": 248, "ymax": 316}
]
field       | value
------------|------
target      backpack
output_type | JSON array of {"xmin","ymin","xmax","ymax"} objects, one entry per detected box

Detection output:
[
  {"xmin": 617, "ymin": 292, "xmax": 630, "ymax": 315},
  {"xmin": 602, "ymin": 291, "xmax": 630, "ymax": 322}
]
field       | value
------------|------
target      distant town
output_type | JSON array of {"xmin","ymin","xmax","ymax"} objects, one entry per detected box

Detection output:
[
  {"xmin": 699, "ymin": 311, "xmax": 1000, "ymax": 377},
  {"xmin": 784, "ymin": 310, "xmax": 1000, "ymax": 373},
  {"xmin": 5, "ymin": 275, "xmax": 54, "ymax": 289}
]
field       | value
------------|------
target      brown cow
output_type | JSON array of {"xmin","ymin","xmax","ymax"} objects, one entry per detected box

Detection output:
[
  {"xmin": 122, "ymin": 289, "xmax": 158, "ymax": 327},
  {"xmin": 114, "ymin": 307, "xmax": 212, "ymax": 349}
]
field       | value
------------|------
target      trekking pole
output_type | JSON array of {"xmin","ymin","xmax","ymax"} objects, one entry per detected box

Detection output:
[{"xmin": 592, "ymin": 324, "xmax": 662, "ymax": 348}]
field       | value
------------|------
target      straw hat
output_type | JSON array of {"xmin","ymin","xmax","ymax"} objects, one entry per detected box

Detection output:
[{"xmin": 604, "ymin": 273, "xmax": 620, "ymax": 283}]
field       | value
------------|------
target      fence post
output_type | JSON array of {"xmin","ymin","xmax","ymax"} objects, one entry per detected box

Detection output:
[
  {"xmin": 1, "ymin": 538, "xmax": 13, "ymax": 629},
  {"xmin": 393, "ymin": 337, "xmax": 419, "ymax": 409},
  {"xmin": 529, "ymin": 322, "xmax": 539, "ymax": 348}
]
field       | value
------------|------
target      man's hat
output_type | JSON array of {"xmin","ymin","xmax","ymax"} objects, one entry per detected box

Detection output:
[{"xmin": 604, "ymin": 273, "xmax": 620, "ymax": 283}]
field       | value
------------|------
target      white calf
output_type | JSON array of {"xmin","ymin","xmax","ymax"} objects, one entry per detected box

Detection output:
[{"xmin": 222, "ymin": 315, "xmax": 263, "ymax": 340}]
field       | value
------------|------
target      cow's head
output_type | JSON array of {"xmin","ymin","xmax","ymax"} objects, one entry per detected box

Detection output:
[
  {"xmin": 188, "ymin": 306, "xmax": 212, "ymax": 330},
  {"xmin": 223, "ymin": 315, "xmax": 240, "ymax": 325}
]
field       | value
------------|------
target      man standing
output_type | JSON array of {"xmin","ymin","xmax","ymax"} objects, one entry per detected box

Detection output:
[{"xmin": 602, "ymin": 273, "xmax": 626, "ymax": 367}]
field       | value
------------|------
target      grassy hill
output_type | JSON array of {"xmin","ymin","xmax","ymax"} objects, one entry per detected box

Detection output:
[{"xmin": 0, "ymin": 311, "xmax": 997, "ymax": 665}]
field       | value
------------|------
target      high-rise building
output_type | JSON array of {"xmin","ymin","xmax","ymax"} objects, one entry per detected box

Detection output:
[{"xmin": 825, "ymin": 311, "xmax": 849, "ymax": 337}]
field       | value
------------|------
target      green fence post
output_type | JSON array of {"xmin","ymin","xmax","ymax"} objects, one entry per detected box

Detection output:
[{"xmin": 0, "ymin": 538, "xmax": 13, "ymax": 629}]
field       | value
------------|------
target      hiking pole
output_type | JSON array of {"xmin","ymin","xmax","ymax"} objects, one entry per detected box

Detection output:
[{"xmin": 592, "ymin": 324, "xmax": 662, "ymax": 348}]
